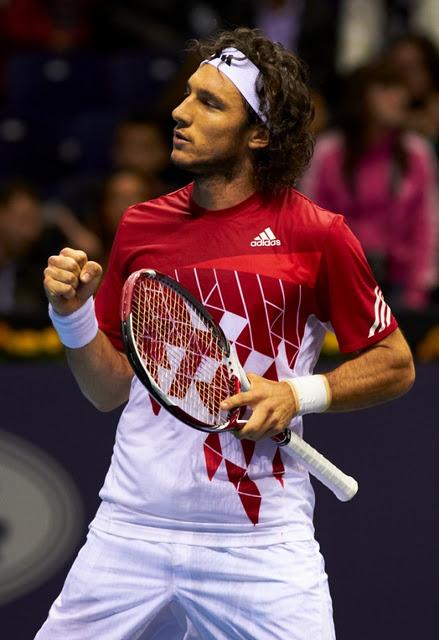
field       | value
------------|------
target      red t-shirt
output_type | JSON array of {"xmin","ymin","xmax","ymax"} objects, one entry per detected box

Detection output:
[{"xmin": 96, "ymin": 182, "xmax": 397, "ymax": 362}]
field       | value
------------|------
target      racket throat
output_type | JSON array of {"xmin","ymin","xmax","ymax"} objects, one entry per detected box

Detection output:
[{"xmin": 224, "ymin": 374, "xmax": 245, "ymax": 429}]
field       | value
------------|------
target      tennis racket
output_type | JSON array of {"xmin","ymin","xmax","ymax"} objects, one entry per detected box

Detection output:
[{"xmin": 121, "ymin": 269, "xmax": 358, "ymax": 501}]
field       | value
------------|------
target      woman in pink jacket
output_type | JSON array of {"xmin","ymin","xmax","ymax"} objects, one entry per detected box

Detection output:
[{"xmin": 301, "ymin": 59, "xmax": 438, "ymax": 310}]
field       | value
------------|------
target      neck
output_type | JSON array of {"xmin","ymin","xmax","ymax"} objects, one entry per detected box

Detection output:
[
  {"xmin": 191, "ymin": 160, "xmax": 257, "ymax": 210},
  {"xmin": 192, "ymin": 177, "xmax": 256, "ymax": 210}
]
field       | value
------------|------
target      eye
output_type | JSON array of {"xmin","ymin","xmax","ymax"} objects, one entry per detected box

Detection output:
[{"xmin": 201, "ymin": 97, "xmax": 218, "ymax": 109}]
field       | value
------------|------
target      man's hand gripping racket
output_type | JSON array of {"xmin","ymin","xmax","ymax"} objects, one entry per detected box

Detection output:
[{"xmin": 121, "ymin": 269, "xmax": 358, "ymax": 501}]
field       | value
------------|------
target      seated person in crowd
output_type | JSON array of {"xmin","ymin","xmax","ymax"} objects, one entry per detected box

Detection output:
[
  {"xmin": 0, "ymin": 181, "xmax": 49, "ymax": 322},
  {"xmin": 45, "ymin": 115, "xmax": 172, "ymax": 262},
  {"xmin": 111, "ymin": 115, "xmax": 173, "ymax": 195},
  {"xmin": 45, "ymin": 168, "xmax": 153, "ymax": 264},
  {"xmin": 49, "ymin": 115, "xmax": 174, "ymax": 251},
  {"xmin": 94, "ymin": 169, "xmax": 154, "ymax": 265}
]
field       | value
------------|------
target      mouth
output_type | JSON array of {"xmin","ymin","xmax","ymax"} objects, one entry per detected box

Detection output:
[{"xmin": 173, "ymin": 129, "xmax": 191, "ymax": 145}]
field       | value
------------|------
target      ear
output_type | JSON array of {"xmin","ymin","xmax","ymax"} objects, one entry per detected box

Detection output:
[{"xmin": 248, "ymin": 126, "xmax": 269, "ymax": 150}]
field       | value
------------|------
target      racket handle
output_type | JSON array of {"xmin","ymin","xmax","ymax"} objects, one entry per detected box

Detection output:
[
  {"xmin": 230, "ymin": 353, "xmax": 357, "ymax": 501},
  {"xmin": 282, "ymin": 430, "xmax": 358, "ymax": 502}
]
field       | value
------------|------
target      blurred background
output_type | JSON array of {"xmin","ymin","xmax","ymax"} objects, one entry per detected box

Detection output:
[{"xmin": 0, "ymin": 1, "xmax": 438, "ymax": 638}]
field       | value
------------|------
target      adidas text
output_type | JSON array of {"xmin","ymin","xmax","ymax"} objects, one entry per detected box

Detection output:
[{"xmin": 250, "ymin": 238, "xmax": 281, "ymax": 247}]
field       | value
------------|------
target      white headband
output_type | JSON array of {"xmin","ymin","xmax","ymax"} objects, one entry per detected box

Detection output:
[{"xmin": 201, "ymin": 47, "xmax": 267, "ymax": 124}]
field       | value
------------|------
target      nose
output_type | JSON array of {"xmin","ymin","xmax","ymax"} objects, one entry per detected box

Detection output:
[{"xmin": 172, "ymin": 95, "xmax": 192, "ymax": 126}]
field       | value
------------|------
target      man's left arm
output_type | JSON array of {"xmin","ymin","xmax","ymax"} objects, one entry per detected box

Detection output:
[
  {"xmin": 324, "ymin": 327, "xmax": 415, "ymax": 411},
  {"xmin": 222, "ymin": 328, "xmax": 415, "ymax": 441}
]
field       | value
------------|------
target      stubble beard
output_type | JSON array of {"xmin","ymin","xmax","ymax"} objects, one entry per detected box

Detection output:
[{"xmin": 171, "ymin": 129, "xmax": 252, "ymax": 184}]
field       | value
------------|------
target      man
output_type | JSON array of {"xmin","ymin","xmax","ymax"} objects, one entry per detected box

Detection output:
[{"xmin": 37, "ymin": 28, "xmax": 415, "ymax": 639}]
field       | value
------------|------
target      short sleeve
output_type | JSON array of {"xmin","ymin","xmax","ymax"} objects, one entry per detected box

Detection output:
[
  {"xmin": 315, "ymin": 215, "xmax": 398, "ymax": 353},
  {"xmin": 94, "ymin": 221, "xmax": 127, "ymax": 352}
]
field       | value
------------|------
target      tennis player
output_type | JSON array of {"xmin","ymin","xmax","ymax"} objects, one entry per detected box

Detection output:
[{"xmin": 36, "ymin": 28, "xmax": 415, "ymax": 640}]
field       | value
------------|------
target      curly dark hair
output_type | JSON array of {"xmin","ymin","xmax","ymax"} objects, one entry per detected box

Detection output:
[{"xmin": 187, "ymin": 27, "xmax": 315, "ymax": 195}]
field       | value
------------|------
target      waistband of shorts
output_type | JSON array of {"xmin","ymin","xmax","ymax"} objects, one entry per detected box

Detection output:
[{"xmin": 90, "ymin": 506, "xmax": 315, "ymax": 547}]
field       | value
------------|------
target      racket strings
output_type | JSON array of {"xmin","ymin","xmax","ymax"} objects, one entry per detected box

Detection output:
[{"xmin": 131, "ymin": 278, "xmax": 235, "ymax": 424}]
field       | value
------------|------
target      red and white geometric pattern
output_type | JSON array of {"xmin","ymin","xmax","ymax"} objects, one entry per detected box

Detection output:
[
  {"xmin": 170, "ymin": 266, "xmax": 305, "ymax": 524},
  {"xmin": 203, "ymin": 432, "xmax": 286, "ymax": 525},
  {"xmin": 174, "ymin": 266, "xmax": 304, "ymax": 375}
]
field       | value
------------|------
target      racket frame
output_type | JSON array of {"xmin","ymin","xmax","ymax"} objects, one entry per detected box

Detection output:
[{"xmin": 121, "ymin": 269, "xmax": 244, "ymax": 433}]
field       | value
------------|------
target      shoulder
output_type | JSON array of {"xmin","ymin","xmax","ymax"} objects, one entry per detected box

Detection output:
[
  {"xmin": 284, "ymin": 187, "xmax": 343, "ymax": 231},
  {"xmin": 274, "ymin": 187, "xmax": 347, "ymax": 252},
  {"xmin": 147, "ymin": 182, "xmax": 193, "ymax": 210},
  {"xmin": 119, "ymin": 183, "xmax": 192, "ymax": 225}
]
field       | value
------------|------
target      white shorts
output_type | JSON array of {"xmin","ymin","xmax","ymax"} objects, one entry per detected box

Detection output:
[{"xmin": 35, "ymin": 526, "xmax": 335, "ymax": 640}]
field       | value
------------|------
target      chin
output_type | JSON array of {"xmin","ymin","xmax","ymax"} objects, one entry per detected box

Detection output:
[
  {"xmin": 171, "ymin": 149, "xmax": 190, "ymax": 168},
  {"xmin": 171, "ymin": 152, "xmax": 201, "ymax": 174}
]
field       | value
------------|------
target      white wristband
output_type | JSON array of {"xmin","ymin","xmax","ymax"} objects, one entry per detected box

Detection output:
[
  {"xmin": 282, "ymin": 375, "xmax": 331, "ymax": 416},
  {"xmin": 48, "ymin": 297, "xmax": 99, "ymax": 349}
]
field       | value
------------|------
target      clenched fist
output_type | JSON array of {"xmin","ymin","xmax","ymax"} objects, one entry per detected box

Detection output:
[{"xmin": 43, "ymin": 247, "xmax": 103, "ymax": 316}]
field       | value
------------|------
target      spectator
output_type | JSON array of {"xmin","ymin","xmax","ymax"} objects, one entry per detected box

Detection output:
[
  {"xmin": 111, "ymin": 116, "xmax": 172, "ymax": 193},
  {"xmin": 43, "ymin": 201, "xmax": 104, "ymax": 261},
  {"xmin": 301, "ymin": 59, "xmax": 439, "ymax": 311},
  {"xmin": 0, "ymin": 181, "xmax": 48, "ymax": 321},
  {"xmin": 55, "ymin": 114, "xmax": 173, "ymax": 225},
  {"xmin": 45, "ymin": 169, "xmax": 154, "ymax": 264},
  {"xmin": 386, "ymin": 33, "xmax": 439, "ymax": 153},
  {"xmin": 94, "ymin": 169, "xmax": 154, "ymax": 264}
]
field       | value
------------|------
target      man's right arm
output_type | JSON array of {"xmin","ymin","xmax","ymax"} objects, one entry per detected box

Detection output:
[
  {"xmin": 44, "ymin": 247, "xmax": 133, "ymax": 411},
  {"xmin": 65, "ymin": 332, "xmax": 133, "ymax": 411}
]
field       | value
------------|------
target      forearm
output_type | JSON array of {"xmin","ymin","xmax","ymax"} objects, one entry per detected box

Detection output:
[
  {"xmin": 324, "ymin": 329, "xmax": 415, "ymax": 412},
  {"xmin": 65, "ymin": 330, "xmax": 134, "ymax": 412},
  {"xmin": 44, "ymin": 247, "xmax": 134, "ymax": 410}
]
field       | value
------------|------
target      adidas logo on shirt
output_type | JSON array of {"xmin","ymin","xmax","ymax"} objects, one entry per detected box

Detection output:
[{"xmin": 250, "ymin": 227, "xmax": 281, "ymax": 247}]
